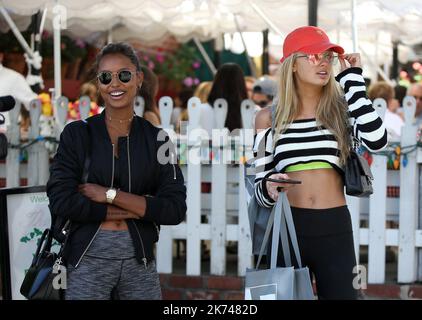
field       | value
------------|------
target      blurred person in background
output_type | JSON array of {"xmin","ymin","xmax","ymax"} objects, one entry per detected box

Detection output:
[
  {"xmin": 207, "ymin": 63, "xmax": 248, "ymax": 133},
  {"xmin": 394, "ymin": 85, "xmax": 407, "ymax": 108},
  {"xmin": 252, "ymin": 76, "xmax": 277, "ymax": 109},
  {"xmin": 245, "ymin": 76, "xmax": 256, "ymax": 100},
  {"xmin": 176, "ymin": 81, "xmax": 212, "ymax": 134},
  {"xmin": 139, "ymin": 65, "xmax": 161, "ymax": 127},
  {"xmin": 408, "ymin": 83, "xmax": 422, "ymax": 127},
  {"xmin": 368, "ymin": 81, "xmax": 404, "ymax": 141},
  {"xmin": 0, "ymin": 48, "xmax": 37, "ymax": 132},
  {"xmin": 194, "ymin": 80, "xmax": 213, "ymax": 104},
  {"xmin": 171, "ymin": 87, "xmax": 193, "ymax": 130},
  {"xmin": 68, "ymin": 82, "xmax": 102, "ymax": 121}
]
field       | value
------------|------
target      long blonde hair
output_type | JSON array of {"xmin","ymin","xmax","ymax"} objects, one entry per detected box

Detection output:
[{"xmin": 274, "ymin": 53, "xmax": 350, "ymax": 165}]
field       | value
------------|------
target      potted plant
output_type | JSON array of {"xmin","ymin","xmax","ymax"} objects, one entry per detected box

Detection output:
[
  {"xmin": 138, "ymin": 43, "xmax": 201, "ymax": 96},
  {"xmin": 41, "ymin": 32, "xmax": 87, "ymax": 80}
]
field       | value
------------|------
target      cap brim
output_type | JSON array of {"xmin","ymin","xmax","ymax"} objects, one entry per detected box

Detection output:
[
  {"xmin": 300, "ymin": 42, "xmax": 344, "ymax": 55},
  {"xmin": 280, "ymin": 42, "xmax": 344, "ymax": 63}
]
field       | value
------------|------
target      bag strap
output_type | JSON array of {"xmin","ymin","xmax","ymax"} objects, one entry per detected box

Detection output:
[
  {"xmin": 270, "ymin": 196, "xmax": 283, "ymax": 269},
  {"xmin": 31, "ymin": 229, "xmax": 52, "ymax": 266},
  {"xmin": 279, "ymin": 200, "xmax": 292, "ymax": 267},
  {"xmin": 347, "ymin": 117, "xmax": 361, "ymax": 151},
  {"xmin": 255, "ymin": 192, "xmax": 305, "ymax": 270},
  {"xmin": 255, "ymin": 194, "xmax": 289, "ymax": 269},
  {"xmin": 281, "ymin": 192, "xmax": 303, "ymax": 268},
  {"xmin": 255, "ymin": 204, "xmax": 275, "ymax": 269}
]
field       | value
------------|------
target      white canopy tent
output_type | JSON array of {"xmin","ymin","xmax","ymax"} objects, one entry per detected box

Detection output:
[
  {"xmin": 2, "ymin": 0, "xmax": 421, "ymax": 44},
  {"xmin": 1, "ymin": 0, "xmax": 422, "ymax": 85}
]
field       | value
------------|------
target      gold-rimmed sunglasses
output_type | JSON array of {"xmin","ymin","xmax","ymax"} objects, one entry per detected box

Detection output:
[
  {"xmin": 296, "ymin": 51, "xmax": 339, "ymax": 65},
  {"xmin": 97, "ymin": 70, "xmax": 136, "ymax": 85}
]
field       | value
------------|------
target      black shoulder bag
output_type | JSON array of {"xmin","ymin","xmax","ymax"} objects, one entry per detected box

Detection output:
[
  {"xmin": 20, "ymin": 121, "xmax": 92, "ymax": 300},
  {"xmin": 344, "ymin": 129, "xmax": 374, "ymax": 197}
]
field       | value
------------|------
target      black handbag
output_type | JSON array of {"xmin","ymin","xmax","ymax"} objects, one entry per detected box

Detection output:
[
  {"xmin": 20, "ymin": 228, "xmax": 69, "ymax": 300},
  {"xmin": 344, "ymin": 134, "xmax": 374, "ymax": 197}
]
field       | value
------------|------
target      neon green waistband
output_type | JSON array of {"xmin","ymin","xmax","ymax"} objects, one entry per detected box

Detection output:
[{"xmin": 285, "ymin": 161, "xmax": 333, "ymax": 173}]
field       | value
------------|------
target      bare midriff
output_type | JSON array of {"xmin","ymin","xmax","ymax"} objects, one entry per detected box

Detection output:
[
  {"xmin": 285, "ymin": 168, "xmax": 346, "ymax": 209},
  {"xmin": 101, "ymin": 220, "xmax": 129, "ymax": 231}
]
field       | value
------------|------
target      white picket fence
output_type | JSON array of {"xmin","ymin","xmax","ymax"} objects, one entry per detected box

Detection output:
[{"xmin": 2, "ymin": 95, "xmax": 422, "ymax": 284}]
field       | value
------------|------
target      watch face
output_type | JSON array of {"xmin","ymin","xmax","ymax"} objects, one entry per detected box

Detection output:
[{"xmin": 107, "ymin": 189, "xmax": 116, "ymax": 198}]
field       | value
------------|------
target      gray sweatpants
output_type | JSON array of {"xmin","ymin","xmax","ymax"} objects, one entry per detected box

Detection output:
[{"xmin": 65, "ymin": 229, "xmax": 162, "ymax": 300}]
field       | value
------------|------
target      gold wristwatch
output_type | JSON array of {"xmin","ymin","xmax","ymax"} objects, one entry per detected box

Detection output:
[{"xmin": 105, "ymin": 188, "xmax": 117, "ymax": 204}]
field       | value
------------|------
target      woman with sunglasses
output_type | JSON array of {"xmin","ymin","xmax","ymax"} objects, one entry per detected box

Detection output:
[
  {"xmin": 47, "ymin": 42, "xmax": 186, "ymax": 300},
  {"xmin": 253, "ymin": 26, "xmax": 387, "ymax": 299}
]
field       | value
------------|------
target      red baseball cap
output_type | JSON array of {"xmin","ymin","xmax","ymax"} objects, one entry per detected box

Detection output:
[{"xmin": 280, "ymin": 26, "xmax": 344, "ymax": 63}]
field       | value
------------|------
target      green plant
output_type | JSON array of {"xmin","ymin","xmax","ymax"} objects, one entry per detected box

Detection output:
[
  {"xmin": 139, "ymin": 43, "xmax": 201, "ymax": 87},
  {"xmin": 41, "ymin": 32, "xmax": 87, "ymax": 63}
]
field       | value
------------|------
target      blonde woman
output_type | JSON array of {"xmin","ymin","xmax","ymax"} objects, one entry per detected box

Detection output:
[
  {"xmin": 253, "ymin": 26, "xmax": 387, "ymax": 300},
  {"xmin": 177, "ymin": 81, "xmax": 212, "ymax": 133}
]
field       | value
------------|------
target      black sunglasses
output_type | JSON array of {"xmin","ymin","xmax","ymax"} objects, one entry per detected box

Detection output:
[{"xmin": 97, "ymin": 70, "xmax": 136, "ymax": 85}]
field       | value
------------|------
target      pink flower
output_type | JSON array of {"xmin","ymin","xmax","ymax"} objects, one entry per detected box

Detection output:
[
  {"xmin": 192, "ymin": 61, "xmax": 201, "ymax": 69},
  {"xmin": 156, "ymin": 53, "xmax": 165, "ymax": 64},
  {"xmin": 183, "ymin": 77, "xmax": 194, "ymax": 87},
  {"xmin": 75, "ymin": 38, "xmax": 86, "ymax": 48},
  {"xmin": 143, "ymin": 55, "xmax": 150, "ymax": 62},
  {"xmin": 42, "ymin": 31, "xmax": 50, "ymax": 39},
  {"xmin": 400, "ymin": 71, "xmax": 408, "ymax": 79},
  {"xmin": 193, "ymin": 78, "xmax": 200, "ymax": 85},
  {"xmin": 148, "ymin": 61, "xmax": 155, "ymax": 70}
]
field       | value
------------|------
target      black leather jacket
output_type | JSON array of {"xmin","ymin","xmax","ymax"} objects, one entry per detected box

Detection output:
[{"xmin": 46, "ymin": 111, "xmax": 186, "ymax": 268}]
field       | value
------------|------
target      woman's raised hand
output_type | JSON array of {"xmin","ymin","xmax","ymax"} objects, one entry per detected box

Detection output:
[{"xmin": 339, "ymin": 53, "xmax": 362, "ymax": 72}]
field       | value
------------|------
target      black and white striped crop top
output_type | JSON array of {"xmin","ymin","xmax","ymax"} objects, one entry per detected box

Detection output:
[{"xmin": 253, "ymin": 67, "xmax": 387, "ymax": 208}]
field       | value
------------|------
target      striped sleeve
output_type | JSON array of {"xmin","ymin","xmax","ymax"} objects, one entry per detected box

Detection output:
[
  {"xmin": 253, "ymin": 128, "xmax": 276, "ymax": 208},
  {"xmin": 336, "ymin": 67, "xmax": 387, "ymax": 151}
]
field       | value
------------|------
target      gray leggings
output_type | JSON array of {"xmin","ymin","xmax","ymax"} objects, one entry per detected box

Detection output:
[{"xmin": 65, "ymin": 229, "xmax": 162, "ymax": 300}]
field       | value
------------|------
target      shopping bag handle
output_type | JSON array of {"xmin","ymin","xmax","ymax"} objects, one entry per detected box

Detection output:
[
  {"xmin": 270, "ymin": 195, "xmax": 287, "ymax": 269},
  {"xmin": 255, "ymin": 194, "xmax": 287, "ymax": 269},
  {"xmin": 255, "ymin": 204, "xmax": 275, "ymax": 269},
  {"xmin": 278, "ymin": 199, "xmax": 291, "ymax": 267},
  {"xmin": 281, "ymin": 192, "xmax": 303, "ymax": 268},
  {"xmin": 255, "ymin": 193, "xmax": 303, "ymax": 269}
]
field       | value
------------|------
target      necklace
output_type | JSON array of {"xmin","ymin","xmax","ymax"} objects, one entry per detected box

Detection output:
[
  {"xmin": 106, "ymin": 121, "xmax": 131, "ymax": 136},
  {"xmin": 106, "ymin": 114, "xmax": 134, "ymax": 124}
]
